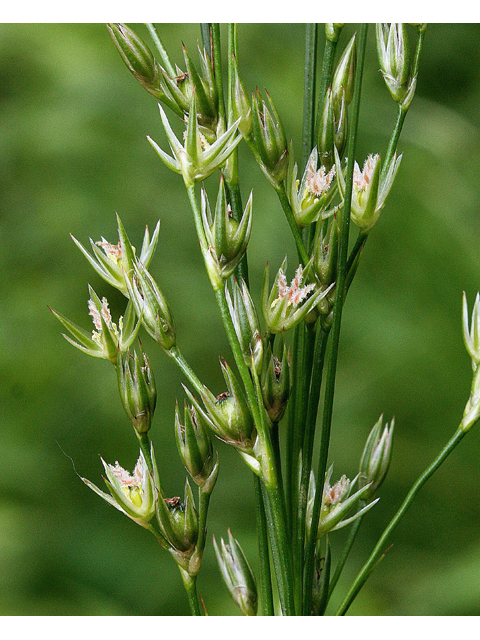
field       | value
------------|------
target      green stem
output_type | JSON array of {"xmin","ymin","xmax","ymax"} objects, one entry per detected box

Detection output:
[
  {"xmin": 382, "ymin": 104, "xmax": 406, "ymax": 179},
  {"xmin": 303, "ymin": 24, "xmax": 369, "ymax": 616},
  {"xmin": 196, "ymin": 488, "xmax": 211, "ymax": 562},
  {"xmin": 328, "ymin": 501, "xmax": 364, "ymax": 599},
  {"xmin": 315, "ymin": 34, "xmax": 339, "ymax": 142},
  {"xmin": 302, "ymin": 24, "xmax": 318, "ymax": 172},
  {"xmin": 145, "ymin": 23, "xmax": 176, "ymax": 78},
  {"xmin": 179, "ymin": 568, "xmax": 202, "ymax": 616},
  {"xmin": 284, "ymin": 324, "xmax": 300, "ymax": 533},
  {"xmin": 275, "ymin": 183, "xmax": 310, "ymax": 265},
  {"xmin": 225, "ymin": 24, "xmax": 249, "ymax": 286},
  {"xmin": 336, "ymin": 428, "xmax": 466, "ymax": 615},
  {"xmin": 211, "ymin": 24, "xmax": 226, "ymax": 124},
  {"xmin": 200, "ymin": 23, "xmax": 211, "ymax": 53},
  {"xmin": 297, "ymin": 325, "xmax": 329, "ymax": 610},
  {"xmin": 168, "ymin": 345, "xmax": 204, "ymax": 396},
  {"xmin": 291, "ymin": 323, "xmax": 316, "ymax": 609},
  {"xmin": 254, "ymin": 475, "xmax": 275, "ymax": 616},
  {"xmin": 136, "ymin": 431, "xmax": 153, "ymax": 473}
]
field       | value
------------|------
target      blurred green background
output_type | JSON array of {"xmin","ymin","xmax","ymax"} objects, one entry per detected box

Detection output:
[{"xmin": 1, "ymin": 23, "xmax": 480, "ymax": 616}]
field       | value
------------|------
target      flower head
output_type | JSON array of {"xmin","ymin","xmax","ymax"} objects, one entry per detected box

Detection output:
[
  {"xmin": 286, "ymin": 146, "xmax": 337, "ymax": 228},
  {"xmin": 262, "ymin": 258, "xmax": 331, "ymax": 334},
  {"xmin": 307, "ymin": 466, "xmax": 379, "ymax": 540},
  {"xmin": 71, "ymin": 215, "xmax": 160, "ymax": 297},
  {"xmin": 81, "ymin": 449, "xmax": 156, "ymax": 527},
  {"xmin": 336, "ymin": 147, "xmax": 402, "ymax": 232},
  {"xmin": 148, "ymin": 93, "xmax": 241, "ymax": 187},
  {"xmin": 51, "ymin": 286, "xmax": 141, "ymax": 365}
]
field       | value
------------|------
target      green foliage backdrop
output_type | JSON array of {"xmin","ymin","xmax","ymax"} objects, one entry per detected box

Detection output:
[{"xmin": 1, "ymin": 23, "xmax": 480, "ymax": 615}]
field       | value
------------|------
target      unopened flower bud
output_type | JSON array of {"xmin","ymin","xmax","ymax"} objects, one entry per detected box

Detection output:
[
  {"xmin": 175, "ymin": 401, "xmax": 219, "ymax": 493},
  {"xmin": 359, "ymin": 415, "xmax": 394, "ymax": 498},
  {"xmin": 117, "ymin": 348, "xmax": 157, "ymax": 434},
  {"xmin": 376, "ymin": 23, "xmax": 417, "ymax": 110},
  {"xmin": 107, "ymin": 23, "xmax": 163, "ymax": 98},
  {"xmin": 213, "ymin": 530, "xmax": 258, "ymax": 616}
]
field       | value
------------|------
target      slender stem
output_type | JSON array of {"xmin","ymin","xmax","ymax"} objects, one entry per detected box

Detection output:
[
  {"xmin": 302, "ymin": 24, "xmax": 318, "ymax": 172},
  {"xmin": 250, "ymin": 362, "xmax": 296, "ymax": 616},
  {"xmin": 275, "ymin": 183, "xmax": 310, "ymax": 265},
  {"xmin": 303, "ymin": 24, "xmax": 369, "ymax": 616},
  {"xmin": 145, "ymin": 23, "xmax": 176, "ymax": 78},
  {"xmin": 297, "ymin": 326, "xmax": 329, "ymax": 606},
  {"xmin": 195, "ymin": 488, "xmax": 211, "ymax": 562},
  {"xmin": 315, "ymin": 35, "xmax": 339, "ymax": 142},
  {"xmin": 136, "ymin": 431, "xmax": 153, "ymax": 473},
  {"xmin": 200, "ymin": 23, "xmax": 211, "ymax": 53},
  {"xmin": 284, "ymin": 323, "xmax": 300, "ymax": 533},
  {"xmin": 211, "ymin": 24, "xmax": 226, "ymax": 125},
  {"xmin": 291, "ymin": 322, "xmax": 316, "ymax": 609},
  {"xmin": 336, "ymin": 428, "xmax": 466, "ymax": 615},
  {"xmin": 254, "ymin": 475, "xmax": 275, "ymax": 616},
  {"xmin": 179, "ymin": 568, "xmax": 202, "ymax": 616},
  {"xmin": 328, "ymin": 501, "xmax": 364, "ymax": 598},
  {"xmin": 382, "ymin": 104, "xmax": 406, "ymax": 179},
  {"xmin": 168, "ymin": 345, "xmax": 204, "ymax": 396}
]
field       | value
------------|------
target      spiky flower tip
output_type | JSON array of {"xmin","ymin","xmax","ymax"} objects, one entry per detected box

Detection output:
[
  {"xmin": 286, "ymin": 146, "xmax": 337, "ymax": 227},
  {"xmin": 262, "ymin": 258, "xmax": 333, "ymax": 334},
  {"xmin": 277, "ymin": 265, "xmax": 315, "ymax": 308},
  {"xmin": 353, "ymin": 154, "xmax": 379, "ymax": 192},
  {"xmin": 306, "ymin": 466, "xmax": 379, "ymax": 540},
  {"xmin": 306, "ymin": 162, "xmax": 336, "ymax": 198},
  {"xmin": 81, "ymin": 450, "xmax": 156, "ymax": 527}
]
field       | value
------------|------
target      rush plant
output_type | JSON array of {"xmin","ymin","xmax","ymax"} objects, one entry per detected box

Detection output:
[{"xmin": 51, "ymin": 23, "xmax": 480, "ymax": 615}]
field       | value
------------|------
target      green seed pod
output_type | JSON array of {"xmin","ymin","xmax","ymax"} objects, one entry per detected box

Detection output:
[
  {"xmin": 261, "ymin": 336, "xmax": 290, "ymax": 424},
  {"xmin": 175, "ymin": 401, "xmax": 219, "ymax": 493},
  {"xmin": 183, "ymin": 360, "xmax": 256, "ymax": 453},
  {"xmin": 156, "ymin": 479, "xmax": 199, "ymax": 555},
  {"xmin": 117, "ymin": 348, "xmax": 157, "ymax": 434},
  {"xmin": 314, "ymin": 216, "xmax": 339, "ymax": 289},
  {"xmin": 126, "ymin": 261, "xmax": 176, "ymax": 351}
]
